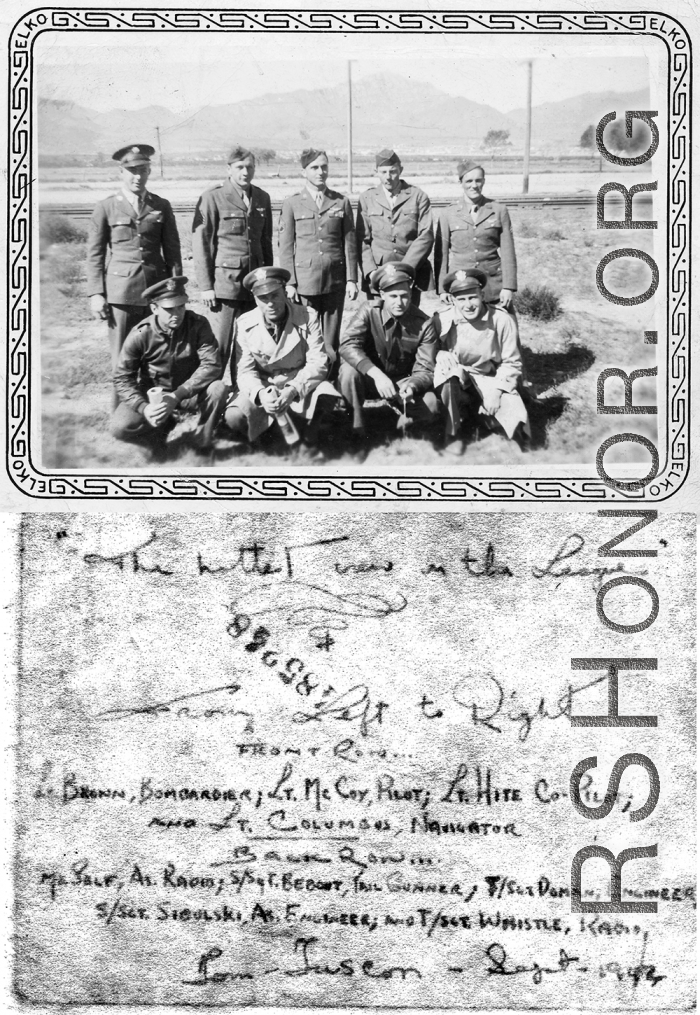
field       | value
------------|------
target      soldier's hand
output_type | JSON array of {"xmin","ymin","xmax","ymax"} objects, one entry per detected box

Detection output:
[
  {"xmin": 259, "ymin": 386, "xmax": 281, "ymax": 414},
  {"xmin": 285, "ymin": 284, "xmax": 300, "ymax": 303},
  {"xmin": 398, "ymin": 380, "xmax": 416, "ymax": 402},
  {"xmin": 277, "ymin": 384, "xmax": 297, "ymax": 411},
  {"xmin": 498, "ymin": 288, "xmax": 515, "ymax": 310},
  {"xmin": 439, "ymin": 291, "xmax": 452, "ymax": 305},
  {"xmin": 346, "ymin": 281, "xmax": 359, "ymax": 301},
  {"xmin": 90, "ymin": 294, "xmax": 110, "ymax": 321},
  {"xmin": 160, "ymin": 392, "xmax": 179, "ymax": 414},
  {"xmin": 143, "ymin": 402, "xmax": 169, "ymax": 427},
  {"xmin": 368, "ymin": 368, "xmax": 397, "ymax": 401},
  {"xmin": 200, "ymin": 289, "xmax": 218, "ymax": 309},
  {"xmin": 481, "ymin": 389, "xmax": 502, "ymax": 416}
]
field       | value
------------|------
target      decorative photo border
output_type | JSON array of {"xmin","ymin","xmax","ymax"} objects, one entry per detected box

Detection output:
[{"xmin": 6, "ymin": 8, "xmax": 691, "ymax": 501}]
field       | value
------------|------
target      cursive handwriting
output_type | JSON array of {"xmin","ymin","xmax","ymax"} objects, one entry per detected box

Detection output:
[
  {"xmin": 485, "ymin": 942, "xmax": 585, "ymax": 984},
  {"xmin": 453, "ymin": 671, "xmax": 609, "ymax": 742},
  {"xmin": 532, "ymin": 534, "xmax": 647, "ymax": 589},
  {"xmin": 93, "ymin": 683, "xmax": 247, "ymax": 723},
  {"xmin": 229, "ymin": 581, "xmax": 407, "ymax": 639},
  {"xmin": 183, "ymin": 938, "xmax": 421, "ymax": 986},
  {"xmin": 293, "ymin": 685, "xmax": 389, "ymax": 737}
]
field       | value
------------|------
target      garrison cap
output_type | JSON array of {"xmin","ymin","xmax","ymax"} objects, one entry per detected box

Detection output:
[
  {"xmin": 113, "ymin": 144, "xmax": 155, "ymax": 167},
  {"xmin": 300, "ymin": 148, "xmax": 328, "ymax": 168},
  {"xmin": 371, "ymin": 261, "xmax": 415, "ymax": 292},
  {"xmin": 243, "ymin": 266, "xmax": 291, "ymax": 296},
  {"xmin": 375, "ymin": 148, "xmax": 401, "ymax": 168},
  {"xmin": 443, "ymin": 268, "xmax": 488, "ymax": 294},
  {"xmin": 457, "ymin": 159, "xmax": 484, "ymax": 180},
  {"xmin": 227, "ymin": 145, "xmax": 254, "ymax": 163},
  {"xmin": 143, "ymin": 275, "xmax": 189, "ymax": 307}
]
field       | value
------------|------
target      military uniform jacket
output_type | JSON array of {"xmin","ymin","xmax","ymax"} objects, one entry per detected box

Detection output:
[
  {"xmin": 434, "ymin": 197, "xmax": 517, "ymax": 303},
  {"xmin": 235, "ymin": 302, "xmax": 329, "ymax": 405},
  {"xmin": 278, "ymin": 188, "xmax": 358, "ymax": 295},
  {"xmin": 356, "ymin": 181, "xmax": 434, "ymax": 292},
  {"xmin": 114, "ymin": 309, "xmax": 222, "ymax": 414},
  {"xmin": 192, "ymin": 180, "xmax": 273, "ymax": 300},
  {"xmin": 86, "ymin": 191, "xmax": 182, "ymax": 306},
  {"xmin": 339, "ymin": 303, "xmax": 437, "ymax": 393},
  {"xmin": 436, "ymin": 305, "xmax": 521, "ymax": 392}
]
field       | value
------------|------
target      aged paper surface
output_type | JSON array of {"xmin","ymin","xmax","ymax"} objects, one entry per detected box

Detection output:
[{"xmin": 14, "ymin": 512, "xmax": 695, "ymax": 1007}]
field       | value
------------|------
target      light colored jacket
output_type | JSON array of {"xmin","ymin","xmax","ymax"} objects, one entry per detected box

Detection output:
[{"xmin": 235, "ymin": 301, "xmax": 329, "ymax": 405}]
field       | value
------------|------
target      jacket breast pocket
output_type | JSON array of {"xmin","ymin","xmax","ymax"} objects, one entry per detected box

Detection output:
[
  {"xmin": 324, "ymin": 214, "xmax": 343, "ymax": 236},
  {"xmin": 367, "ymin": 211, "xmax": 389, "ymax": 237},
  {"xmin": 295, "ymin": 215, "xmax": 316, "ymax": 237},
  {"xmin": 221, "ymin": 213, "xmax": 246, "ymax": 236},
  {"xmin": 110, "ymin": 219, "xmax": 133, "ymax": 243}
]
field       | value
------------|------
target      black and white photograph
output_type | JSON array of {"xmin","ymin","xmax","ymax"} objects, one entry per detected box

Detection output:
[{"xmin": 33, "ymin": 25, "xmax": 669, "ymax": 486}]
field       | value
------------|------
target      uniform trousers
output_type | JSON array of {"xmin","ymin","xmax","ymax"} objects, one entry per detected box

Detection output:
[
  {"xmin": 110, "ymin": 381, "xmax": 228, "ymax": 448},
  {"xmin": 225, "ymin": 392, "xmax": 339, "ymax": 446},
  {"xmin": 438, "ymin": 375, "xmax": 529, "ymax": 441},
  {"xmin": 298, "ymin": 288, "xmax": 345, "ymax": 378},
  {"xmin": 108, "ymin": 304, "xmax": 150, "ymax": 409},
  {"xmin": 338, "ymin": 361, "xmax": 439, "ymax": 432},
  {"xmin": 210, "ymin": 297, "xmax": 256, "ymax": 384}
]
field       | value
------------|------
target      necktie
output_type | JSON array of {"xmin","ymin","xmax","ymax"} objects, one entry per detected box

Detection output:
[
  {"xmin": 315, "ymin": 190, "xmax": 323, "ymax": 210},
  {"xmin": 241, "ymin": 189, "xmax": 250, "ymax": 211},
  {"xmin": 470, "ymin": 203, "xmax": 479, "ymax": 221},
  {"xmin": 386, "ymin": 318, "xmax": 401, "ymax": 366}
]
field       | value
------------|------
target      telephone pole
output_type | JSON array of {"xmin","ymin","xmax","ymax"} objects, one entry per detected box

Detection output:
[
  {"xmin": 347, "ymin": 60, "xmax": 353, "ymax": 196},
  {"xmin": 155, "ymin": 126, "xmax": 165, "ymax": 179},
  {"xmin": 522, "ymin": 61, "xmax": 533, "ymax": 194}
]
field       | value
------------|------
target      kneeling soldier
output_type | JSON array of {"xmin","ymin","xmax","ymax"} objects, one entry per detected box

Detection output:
[
  {"xmin": 338, "ymin": 262, "xmax": 439, "ymax": 438},
  {"xmin": 111, "ymin": 276, "xmax": 227, "ymax": 453},
  {"xmin": 224, "ymin": 267, "xmax": 340, "ymax": 448},
  {"xmin": 434, "ymin": 268, "xmax": 530, "ymax": 447}
]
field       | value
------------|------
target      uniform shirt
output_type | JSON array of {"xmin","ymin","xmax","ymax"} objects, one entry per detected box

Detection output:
[
  {"xmin": 86, "ymin": 190, "xmax": 182, "ymax": 306},
  {"xmin": 339, "ymin": 302, "xmax": 438, "ymax": 393},
  {"xmin": 436, "ymin": 304, "xmax": 521, "ymax": 392},
  {"xmin": 356, "ymin": 180, "xmax": 434, "ymax": 292},
  {"xmin": 191, "ymin": 180, "xmax": 274, "ymax": 300},
  {"xmin": 114, "ymin": 309, "xmax": 222, "ymax": 414},
  {"xmin": 278, "ymin": 187, "xmax": 357, "ymax": 295},
  {"xmin": 434, "ymin": 197, "xmax": 517, "ymax": 303},
  {"xmin": 235, "ymin": 301, "xmax": 329, "ymax": 404}
]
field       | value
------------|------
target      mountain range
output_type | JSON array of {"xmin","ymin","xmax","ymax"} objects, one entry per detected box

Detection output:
[{"xmin": 38, "ymin": 72, "xmax": 649, "ymax": 158}]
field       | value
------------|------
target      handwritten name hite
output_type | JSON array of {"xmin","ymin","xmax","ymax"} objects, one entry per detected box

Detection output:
[{"xmin": 16, "ymin": 514, "xmax": 694, "ymax": 1006}]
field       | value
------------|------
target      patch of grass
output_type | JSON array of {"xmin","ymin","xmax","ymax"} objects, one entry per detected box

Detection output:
[
  {"xmin": 46, "ymin": 344, "xmax": 112, "ymax": 396},
  {"xmin": 517, "ymin": 220, "xmax": 539, "ymax": 238},
  {"xmin": 40, "ymin": 214, "xmax": 88, "ymax": 245},
  {"xmin": 542, "ymin": 228, "xmax": 566, "ymax": 241},
  {"xmin": 514, "ymin": 285, "xmax": 563, "ymax": 321}
]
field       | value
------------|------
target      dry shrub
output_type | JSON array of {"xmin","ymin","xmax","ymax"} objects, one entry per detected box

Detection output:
[{"xmin": 515, "ymin": 285, "xmax": 563, "ymax": 321}]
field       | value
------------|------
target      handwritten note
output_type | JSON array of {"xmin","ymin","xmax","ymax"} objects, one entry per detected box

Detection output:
[{"xmin": 15, "ymin": 513, "xmax": 695, "ymax": 1007}]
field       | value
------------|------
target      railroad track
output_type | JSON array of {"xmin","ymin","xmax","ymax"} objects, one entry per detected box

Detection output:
[{"xmin": 40, "ymin": 192, "xmax": 648, "ymax": 218}]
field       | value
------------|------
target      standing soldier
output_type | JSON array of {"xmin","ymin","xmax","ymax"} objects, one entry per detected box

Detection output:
[
  {"xmin": 86, "ymin": 143, "xmax": 182, "ymax": 408},
  {"xmin": 192, "ymin": 145, "xmax": 273, "ymax": 379},
  {"xmin": 278, "ymin": 148, "xmax": 358, "ymax": 377},
  {"xmin": 356, "ymin": 148, "xmax": 434, "ymax": 306}
]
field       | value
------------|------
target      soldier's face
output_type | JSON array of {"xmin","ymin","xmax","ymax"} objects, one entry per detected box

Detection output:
[
  {"xmin": 256, "ymin": 287, "xmax": 287, "ymax": 323},
  {"xmin": 228, "ymin": 158, "xmax": 256, "ymax": 187},
  {"xmin": 381, "ymin": 282, "xmax": 411, "ymax": 318},
  {"xmin": 120, "ymin": 163, "xmax": 150, "ymax": 193},
  {"xmin": 304, "ymin": 156, "xmax": 329, "ymax": 190},
  {"xmin": 453, "ymin": 289, "xmax": 484, "ymax": 320},
  {"xmin": 377, "ymin": 163, "xmax": 402, "ymax": 192},
  {"xmin": 152, "ymin": 302, "xmax": 186, "ymax": 331},
  {"xmin": 461, "ymin": 169, "xmax": 485, "ymax": 202}
]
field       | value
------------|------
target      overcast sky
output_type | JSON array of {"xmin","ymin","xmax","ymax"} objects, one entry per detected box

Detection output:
[{"xmin": 36, "ymin": 33, "xmax": 655, "ymax": 116}]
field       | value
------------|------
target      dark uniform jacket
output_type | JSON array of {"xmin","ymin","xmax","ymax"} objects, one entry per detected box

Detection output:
[
  {"xmin": 192, "ymin": 180, "xmax": 273, "ymax": 300},
  {"xmin": 434, "ymin": 197, "xmax": 517, "ymax": 303},
  {"xmin": 339, "ymin": 303, "xmax": 438, "ymax": 394},
  {"xmin": 356, "ymin": 181, "xmax": 434, "ymax": 292},
  {"xmin": 278, "ymin": 187, "xmax": 358, "ymax": 295},
  {"xmin": 86, "ymin": 190, "xmax": 182, "ymax": 306},
  {"xmin": 114, "ymin": 310, "xmax": 222, "ymax": 414}
]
